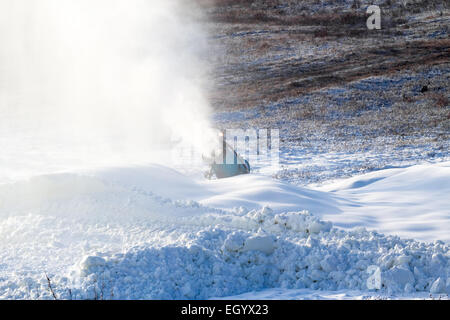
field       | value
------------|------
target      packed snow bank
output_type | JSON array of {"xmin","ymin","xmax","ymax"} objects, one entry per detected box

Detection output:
[
  {"xmin": 2, "ymin": 208, "xmax": 447, "ymax": 300},
  {"xmin": 3, "ymin": 208, "xmax": 448, "ymax": 300},
  {"xmin": 0, "ymin": 163, "xmax": 448, "ymax": 299},
  {"xmin": 316, "ymin": 162, "xmax": 450, "ymax": 242}
]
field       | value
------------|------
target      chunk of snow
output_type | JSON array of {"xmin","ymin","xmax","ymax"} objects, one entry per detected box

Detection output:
[
  {"xmin": 243, "ymin": 235, "xmax": 274, "ymax": 255},
  {"xmin": 79, "ymin": 256, "xmax": 106, "ymax": 277},
  {"xmin": 222, "ymin": 232, "xmax": 245, "ymax": 253},
  {"xmin": 383, "ymin": 266, "xmax": 415, "ymax": 292},
  {"xmin": 430, "ymin": 277, "xmax": 446, "ymax": 294}
]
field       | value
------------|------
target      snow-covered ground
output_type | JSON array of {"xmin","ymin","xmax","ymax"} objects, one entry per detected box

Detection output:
[
  {"xmin": 0, "ymin": 0, "xmax": 447, "ymax": 301},
  {"xmin": 316, "ymin": 162, "xmax": 450, "ymax": 243},
  {"xmin": 0, "ymin": 162, "xmax": 448, "ymax": 299}
]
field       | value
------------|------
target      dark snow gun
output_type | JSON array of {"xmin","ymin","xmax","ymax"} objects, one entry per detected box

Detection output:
[{"xmin": 204, "ymin": 131, "xmax": 250, "ymax": 179}]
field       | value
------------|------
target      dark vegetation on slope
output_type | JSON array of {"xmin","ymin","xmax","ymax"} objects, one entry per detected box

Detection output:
[{"xmin": 198, "ymin": 0, "xmax": 449, "ymax": 183}]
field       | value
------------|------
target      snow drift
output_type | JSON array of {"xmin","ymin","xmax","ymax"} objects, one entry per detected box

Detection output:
[
  {"xmin": 317, "ymin": 162, "xmax": 450, "ymax": 242},
  {"xmin": 0, "ymin": 163, "xmax": 448, "ymax": 299}
]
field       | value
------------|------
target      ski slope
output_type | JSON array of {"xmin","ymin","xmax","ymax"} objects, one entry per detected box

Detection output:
[{"xmin": 0, "ymin": 162, "xmax": 449, "ymax": 299}]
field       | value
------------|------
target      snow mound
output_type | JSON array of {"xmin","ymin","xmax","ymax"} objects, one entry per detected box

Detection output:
[
  {"xmin": 44, "ymin": 211, "xmax": 449, "ymax": 299},
  {"xmin": 1, "ymin": 208, "xmax": 448, "ymax": 299},
  {"xmin": 0, "ymin": 164, "xmax": 448, "ymax": 299}
]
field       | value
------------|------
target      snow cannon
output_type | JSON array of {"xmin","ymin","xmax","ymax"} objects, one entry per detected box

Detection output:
[{"xmin": 204, "ymin": 132, "xmax": 250, "ymax": 179}]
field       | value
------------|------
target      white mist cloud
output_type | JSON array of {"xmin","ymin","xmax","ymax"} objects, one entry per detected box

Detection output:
[{"xmin": 0, "ymin": 0, "xmax": 215, "ymax": 179}]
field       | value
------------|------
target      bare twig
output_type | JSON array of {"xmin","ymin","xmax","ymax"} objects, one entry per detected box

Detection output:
[{"xmin": 45, "ymin": 273, "xmax": 58, "ymax": 300}]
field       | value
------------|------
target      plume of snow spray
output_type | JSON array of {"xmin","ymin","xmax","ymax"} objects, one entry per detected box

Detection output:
[{"xmin": 0, "ymin": 0, "xmax": 216, "ymax": 180}]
